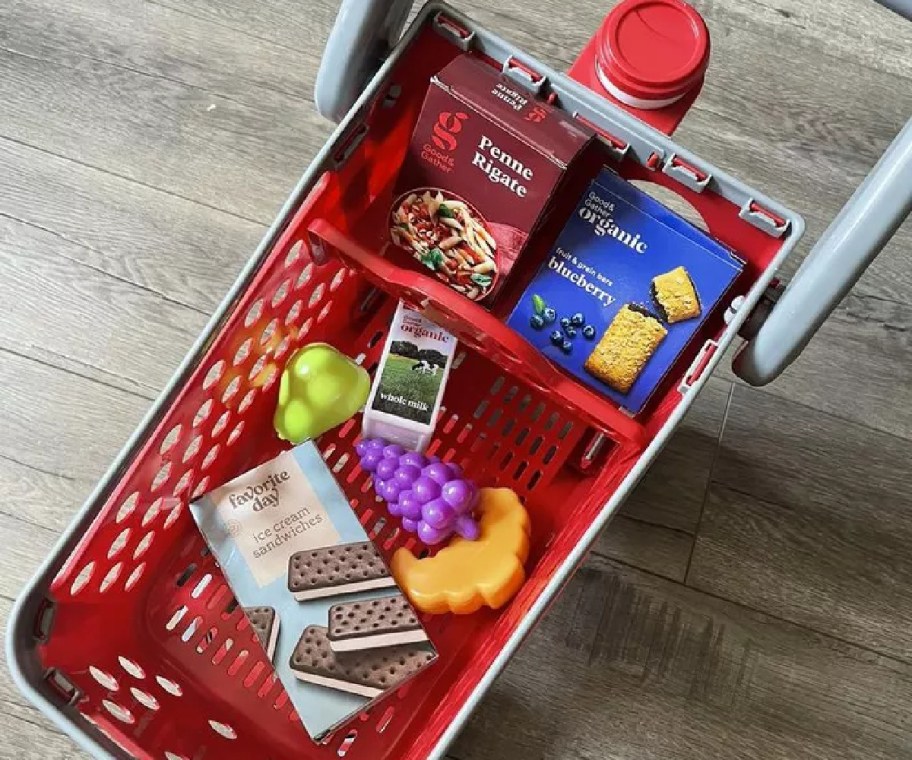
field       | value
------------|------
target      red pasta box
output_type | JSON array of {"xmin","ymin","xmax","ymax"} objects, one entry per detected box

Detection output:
[{"xmin": 389, "ymin": 54, "xmax": 593, "ymax": 304}]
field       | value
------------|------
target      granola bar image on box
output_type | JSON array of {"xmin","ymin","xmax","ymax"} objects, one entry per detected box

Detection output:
[
  {"xmin": 244, "ymin": 606, "xmax": 280, "ymax": 661},
  {"xmin": 290, "ymin": 625, "xmax": 436, "ymax": 698},
  {"xmin": 584, "ymin": 304, "xmax": 668, "ymax": 394},
  {"xmin": 327, "ymin": 594, "xmax": 428, "ymax": 653},
  {"xmin": 288, "ymin": 541, "xmax": 397, "ymax": 601},
  {"xmin": 650, "ymin": 265, "xmax": 702, "ymax": 324}
]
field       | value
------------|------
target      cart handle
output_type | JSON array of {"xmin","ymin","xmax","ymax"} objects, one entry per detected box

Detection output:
[
  {"xmin": 877, "ymin": 0, "xmax": 912, "ymax": 18},
  {"xmin": 736, "ymin": 0, "xmax": 911, "ymax": 383},
  {"xmin": 315, "ymin": 0, "xmax": 912, "ymax": 121},
  {"xmin": 733, "ymin": 116, "xmax": 912, "ymax": 385},
  {"xmin": 315, "ymin": 0, "xmax": 413, "ymax": 122}
]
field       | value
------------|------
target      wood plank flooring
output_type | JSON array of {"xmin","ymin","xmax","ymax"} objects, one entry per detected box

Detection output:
[{"xmin": 1, "ymin": 0, "xmax": 910, "ymax": 757}]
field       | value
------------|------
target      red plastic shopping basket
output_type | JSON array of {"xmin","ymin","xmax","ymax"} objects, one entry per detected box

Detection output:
[{"xmin": 9, "ymin": 2, "xmax": 838, "ymax": 759}]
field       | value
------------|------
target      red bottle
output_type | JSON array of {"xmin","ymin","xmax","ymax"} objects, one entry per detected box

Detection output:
[{"xmin": 568, "ymin": 0, "xmax": 710, "ymax": 136}]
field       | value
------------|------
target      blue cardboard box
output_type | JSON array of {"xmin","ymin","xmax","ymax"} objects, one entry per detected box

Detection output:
[{"xmin": 507, "ymin": 168, "xmax": 743, "ymax": 414}]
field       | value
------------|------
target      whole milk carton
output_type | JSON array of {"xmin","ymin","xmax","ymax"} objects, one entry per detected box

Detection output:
[{"xmin": 362, "ymin": 301, "xmax": 457, "ymax": 452}]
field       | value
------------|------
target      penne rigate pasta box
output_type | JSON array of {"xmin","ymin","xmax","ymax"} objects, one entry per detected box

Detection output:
[
  {"xmin": 507, "ymin": 167, "xmax": 744, "ymax": 414},
  {"xmin": 388, "ymin": 53, "xmax": 592, "ymax": 304}
]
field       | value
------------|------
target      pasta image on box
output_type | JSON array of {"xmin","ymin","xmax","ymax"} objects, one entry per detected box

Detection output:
[
  {"xmin": 507, "ymin": 168, "xmax": 744, "ymax": 414},
  {"xmin": 190, "ymin": 443, "xmax": 437, "ymax": 741}
]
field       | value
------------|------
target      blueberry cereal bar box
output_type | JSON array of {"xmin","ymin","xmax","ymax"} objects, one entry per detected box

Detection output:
[
  {"xmin": 507, "ymin": 168, "xmax": 744, "ymax": 414},
  {"xmin": 190, "ymin": 443, "xmax": 437, "ymax": 741}
]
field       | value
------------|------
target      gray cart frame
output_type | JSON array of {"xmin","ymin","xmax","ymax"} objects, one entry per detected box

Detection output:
[{"xmin": 7, "ymin": 1, "xmax": 910, "ymax": 758}]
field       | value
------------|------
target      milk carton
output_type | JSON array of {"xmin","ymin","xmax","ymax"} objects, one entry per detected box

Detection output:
[{"xmin": 362, "ymin": 302, "xmax": 457, "ymax": 452}]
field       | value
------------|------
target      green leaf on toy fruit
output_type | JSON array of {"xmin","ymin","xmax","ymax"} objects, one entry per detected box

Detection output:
[
  {"xmin": 531, "ymin": 294, "xmax": 546, "ymax": 315},
  {"xmin": 420, "ymin": 247, "xmax": 444, "ymax": 270},
  {"xmin": 437, "ymin": 203, "xmax": 455, "ymax": 219}
]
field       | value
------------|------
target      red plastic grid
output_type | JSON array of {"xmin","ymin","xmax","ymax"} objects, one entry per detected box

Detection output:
[{"xmin": 36, "ymin": 181, "xmax": 625, "ymax": 756}]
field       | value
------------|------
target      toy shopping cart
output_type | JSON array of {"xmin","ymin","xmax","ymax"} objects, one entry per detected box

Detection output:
[{"xmin": 8, "ymin": 2, "xmax": 912, "ymax": 759}]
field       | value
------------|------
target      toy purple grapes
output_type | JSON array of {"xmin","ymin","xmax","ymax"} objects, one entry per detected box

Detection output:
[{"xmin": 355, "ymin": 438, "xmax": 481, "ymax": 545}]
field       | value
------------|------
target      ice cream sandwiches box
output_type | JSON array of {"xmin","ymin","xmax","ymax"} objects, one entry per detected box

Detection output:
[
  {"xmin": 190, "ymin": 443, "xmax": 437, "ymax": 741},
  {"xmin": 507, "ymin": 168, "xmax": 744, "ymax": 414},
  {"xmin": 388, "ymin": 53, "xmax": 593, "ymax": 304}
]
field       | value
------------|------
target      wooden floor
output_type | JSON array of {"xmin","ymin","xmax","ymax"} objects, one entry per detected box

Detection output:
[{"xmin": 1, "ymin": 0, "xmax": 911, "ymax": 757}]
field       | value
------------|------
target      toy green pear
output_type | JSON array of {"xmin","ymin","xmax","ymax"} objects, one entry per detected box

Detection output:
[{"xmin": 273, "ymin": 343, "xmax": 370, "ymax": 444}]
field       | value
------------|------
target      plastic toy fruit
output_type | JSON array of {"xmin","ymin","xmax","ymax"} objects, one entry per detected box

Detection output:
[
  {"xmin": 390, "ymin": 487, "xmax": 531, "ymax": 614},
  {"xmin": 273, "ymin": 343, "xmax": 370, "ymax": 444},
  {"xmin": 356, "ymin": 438, "xmax": 480, "ymax": 545}
]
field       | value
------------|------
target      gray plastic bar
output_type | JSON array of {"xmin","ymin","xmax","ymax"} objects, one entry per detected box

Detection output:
[
  {"xmin": 314, "ymin": 0, "xmax": 912, "ymax": 122},
  {"xmin": 314, "ymin": 0, "xmax": 414, "ymax": 122},
  {"xmin": 734, "ymin": 116, "xmax": 912, "ymax": 385},
  {"xmin": 876, "ymin": 0, "xmax": 912, "ymax": 19}
]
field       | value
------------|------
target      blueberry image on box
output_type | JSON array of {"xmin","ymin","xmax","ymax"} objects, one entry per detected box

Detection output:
[{"xmin": 508, "ymin": 168, "xmax": 744, "ymax": 414}]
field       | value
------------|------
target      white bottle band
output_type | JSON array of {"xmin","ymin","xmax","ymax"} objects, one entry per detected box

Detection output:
[{"xmin": 595, "ymin": 63, "xmax": 686, "ymax": 110}]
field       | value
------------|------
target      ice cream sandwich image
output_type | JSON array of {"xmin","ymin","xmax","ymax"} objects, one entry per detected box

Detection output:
[
  {"xmin": 651, "ymin": 266, "xmax": 701, "ymax": 323},
  {"xmin": 290, "ymin": 625, "xmax": 436, "ymax": 698},
  {"xmin": 288, "ymin": 541, "xmax": 397, "ymax": 601},
  {"xmin": 327, "ymin": 594, "xmax": 428, "ymax": 652},
  {"xmin": 584, "ymin": 304, "xmax": 668, "ymax": 393},
  {"xmin": 245, "ymin": 606, "xmax": 280, "ymax": 661}
]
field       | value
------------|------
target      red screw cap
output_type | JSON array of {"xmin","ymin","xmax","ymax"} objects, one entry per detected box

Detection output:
[{"xmin": 596, "ymin": 0, "xmax": 710, "ymax": 109}]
